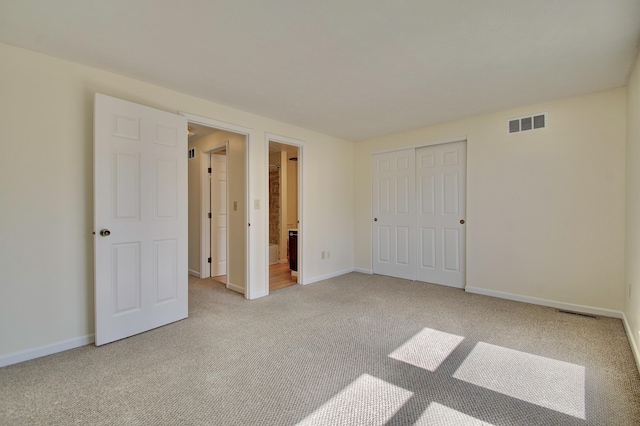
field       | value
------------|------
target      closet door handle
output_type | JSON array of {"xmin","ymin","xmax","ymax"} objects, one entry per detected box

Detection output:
[{"xmin": 374, "ymin": 218, "xmax": 378, "ymax": 222}]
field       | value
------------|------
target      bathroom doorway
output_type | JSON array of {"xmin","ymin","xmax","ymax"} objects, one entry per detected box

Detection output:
[{"xmin": 268, "ymin": 139, "xmax": 301, "ymax": 291}]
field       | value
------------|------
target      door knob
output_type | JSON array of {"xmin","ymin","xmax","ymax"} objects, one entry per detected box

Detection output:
[
  {"xmin": 374, "ymin": 218, "xmax": 378, "ymax": 222},
  {"xmin": 460, "ymin": 220, "xmax": 465, "ymax": 224},
  {"xmin": 99, "ymin": 229, "xmax": 111, "ymax": 237}
]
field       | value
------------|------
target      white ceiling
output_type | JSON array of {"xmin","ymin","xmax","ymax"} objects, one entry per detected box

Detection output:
[{"xmin": 1, "ymin": 1, "xmax": 639, "ymax": 141}]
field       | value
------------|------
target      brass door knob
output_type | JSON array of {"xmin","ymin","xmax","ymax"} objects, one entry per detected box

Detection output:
[
  {"xmin": 460, "ymin": 220, "xmax": 465, "ymax": 224},
  {"xmin": 99, "ymin": 229, "xmax": 111, "ymax": 237},
  {"xmin": 374, "ymin": 218, "xmax": 378, "ymax": 222}
]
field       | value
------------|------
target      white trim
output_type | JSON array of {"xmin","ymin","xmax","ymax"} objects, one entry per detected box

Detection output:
[
  {"xmin": 180, "ymin": 112, "xmax": 253, "ymax": 300},
  {"xmin": 188, "ymin": 269, "xmax": 200, "ymax": 277},
  {"xmin": 622, "ymin": 313, "xmax": 640, "ymax": 374},
  {"xmin": 370, "ymin": 136, "xmax": 467, "ymax": 156},
  {"xmin": 354, "ymin": 268, "xmax": 373, "ymax": 274},
  {"xmin": 465, "ymin": 286, "xmax": 623, "ymax": 319},
  {"xmin": 265, "ymin": 133, "xmax": 305, "ymax": 293},
  {"xmin": 0, "ymin": 334, "xmax": 94, "ymax": 368},
  {"xmin": 181, "ymin": 113, "xmax": 254, "ymax": 136},
  {"xmin": 251, "ymin": 290, "xmax": 269, "ymax": 299},
  {"xmin": 303, "ymin": 268, "xmax": 355, "ymax": 285},
  {"xmin": 226, "ymin": 282, "xmax": 245, "ymax": 295}
]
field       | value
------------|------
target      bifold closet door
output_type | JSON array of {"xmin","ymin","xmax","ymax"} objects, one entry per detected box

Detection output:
[
  {"xmin": 416, "ymin": 142, "xmax": 466, "ymax": 288},
  {"xmin": 372, "ymin": 149, "xmax": 417, "ymax": 281}
]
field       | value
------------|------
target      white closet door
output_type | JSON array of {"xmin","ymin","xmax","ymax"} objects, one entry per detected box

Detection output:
[
  {"xmin": 94, "ymin": 93, "xmax": 188, "ymax": 346},
  {"xmin": 416, "ymin": 141, "xmax": 466, "ymax": 287},
  {"xmin": 372, "ymin": 149, "xmax": 417, "ymax": 280}
]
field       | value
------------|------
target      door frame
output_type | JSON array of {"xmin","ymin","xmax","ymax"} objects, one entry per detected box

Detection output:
[
  {"xmin": 265, "ymin": 133, "xmax": 304, "ymax": 290},
  {"xmin": 370, "ymin": 136, "xmax": 468, "ymax": 286},
  {"xmin": 181, "ymin": 112, "xmax": 253, "ymax": 299}
]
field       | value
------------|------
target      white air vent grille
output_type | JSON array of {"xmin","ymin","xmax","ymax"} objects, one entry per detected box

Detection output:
[{"xmin": 508, "ymin": 113, "xmax": 546, "ymax": 134}]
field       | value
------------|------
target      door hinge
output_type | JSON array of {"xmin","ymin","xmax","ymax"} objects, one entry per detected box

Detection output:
[
  {"xmin": 208, "ymin": 257, "xmax": 212, "ymax": 263},
  {"xmin": 208, "ymin": 213, "xmax": 212, "ymax": 218},
  {"xmin": 208, "ymin": 167, "xmax": 212, "ymax": 173}
]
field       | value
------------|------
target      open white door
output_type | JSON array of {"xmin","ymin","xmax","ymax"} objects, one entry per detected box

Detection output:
[{"xmin": 94, "ymin": 93, "xmax": 188, "ymax": 346}]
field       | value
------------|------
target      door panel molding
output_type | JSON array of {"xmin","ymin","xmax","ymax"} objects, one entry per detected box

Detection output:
[{"xmin": 94, "ymin": 93, "xmax": 188, "ymax": 346}]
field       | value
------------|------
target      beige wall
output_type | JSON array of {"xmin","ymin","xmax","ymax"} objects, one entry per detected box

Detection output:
[
  {"xmin": 355, "ymin": 88, "xmax": 627, "ymax": 311},
  {"xmin": 0, "ymin": 43, "xmax": 354, "ymax": 359},
  {"xmin": 187, "ymin": 138, "xmax": 204, "ymax": 273},
  {"xmin": 625, "ymin": 52, "xmax": 640, "ymax": 363}
]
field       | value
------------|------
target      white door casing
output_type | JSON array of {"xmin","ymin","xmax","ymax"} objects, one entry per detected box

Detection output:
[
  {"xmin": 416, "ymin": 142, "xmax": 466, "ymax": 287},
  {"xmin": 210, "ymin": 153, "xmax": 227, "ymax": 276},
  {"xmin": 372, "ymin": 149, "xmax": 417, "ymax": 281},
  {"xmin": 94, "ymin": 93, "xmax": 188, "ymax": 346}
]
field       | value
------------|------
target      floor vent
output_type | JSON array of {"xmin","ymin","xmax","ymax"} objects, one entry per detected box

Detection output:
[
  {"xmin": 508, "ymin": 113, "xmax": 547, "ymax": 134},
  {"xmin": 557, "ymin": 309, "xmax": 598, "ymax": 319}
]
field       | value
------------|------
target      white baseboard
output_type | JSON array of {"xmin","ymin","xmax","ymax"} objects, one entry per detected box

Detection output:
[
  {"xmin": 622, "ymin": 313, "xmax": 640, "ymax": 374},
  {"xmin": 464, "ymin": 286, "xmax": 623, "ymax": 319},
  {"xmin": 354, "ymin": 268, "xmax": 373, "ymax": 275},
  {"xmin": 188, "ymin": 269, "xmax": 200, "ymax": 277},
  {"xmin": 0, "ymin": 334, "xmax": 94, "ymax": 368},
  {"xmin": 226, "ymin": 282, "xmax": 245, "ymax": 295},
  {"xmin": 303, "ymin": 268, "xmax": 355, "ymax": 285}
]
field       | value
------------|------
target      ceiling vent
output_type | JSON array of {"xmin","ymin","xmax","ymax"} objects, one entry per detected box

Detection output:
[{"xmin": 508, "ymin": 113, "xmax": 546, "ymax": 134}]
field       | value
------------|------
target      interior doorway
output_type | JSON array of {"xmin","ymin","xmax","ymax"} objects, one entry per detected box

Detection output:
[
  {"xmin": 187, "ymin": 120, "xmax": 248, "ymax": 296},
  {"xmin": 268, "ymin": 138, "xmax": 302, "ymax": 291}
]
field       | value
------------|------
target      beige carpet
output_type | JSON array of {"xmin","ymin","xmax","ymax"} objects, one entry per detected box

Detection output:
[{"xmin": 1, "ymin": 273, "xmax": 639, "ymax": 425}]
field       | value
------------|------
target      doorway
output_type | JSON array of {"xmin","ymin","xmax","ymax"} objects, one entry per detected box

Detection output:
[
  {"xmin": 268, "ymin": 136, "xmax": 303, "ymax": 291},
  {"xmin": 187, "ymin": 120, "xmax": 248, "ymax": 296}
]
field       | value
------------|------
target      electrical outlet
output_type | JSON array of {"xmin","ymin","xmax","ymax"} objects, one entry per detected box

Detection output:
[
  {"xmin": 327, "ymin": 251, "xmax": 331, "ymax": 258},
  {"xmin": 321, "ymin": 251, "xmax": 325, "ymax": 260}
]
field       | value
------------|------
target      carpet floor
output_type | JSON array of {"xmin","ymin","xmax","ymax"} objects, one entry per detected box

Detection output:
[{"xmin": 1, "ymin": 273, "xmax": 639, "ymax": 425}]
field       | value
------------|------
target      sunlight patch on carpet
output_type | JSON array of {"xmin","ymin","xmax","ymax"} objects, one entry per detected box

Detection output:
[
  {"xmin": 453, "ymin": 342, "xmax": 586, "ymax": 419},
  {"xmin": 295, "ymin": 374, "xmax": 413, "ymax": 426},
  {"xmin": 389, "ymin": 328, "xmax": 464, "ymax": 372},
  {"xmin": 415, "ymin": 402, "xmax": 495, "ymax": 425}
]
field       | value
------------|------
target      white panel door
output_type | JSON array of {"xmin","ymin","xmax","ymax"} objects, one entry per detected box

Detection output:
[
  {"xmin": 94, "ymin": 93, "xmax": 188, "ymax": 346},
  {"xmin": 416, "ymin": 141, "xmax": 466, "ymax": 287},
  {"xmin": 372, "ymin": 149, "xmax": 417, "ymax": 280},
  {"xmin": 210, "ymin": 154, "xmax": 227, "ymax": 276}
]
